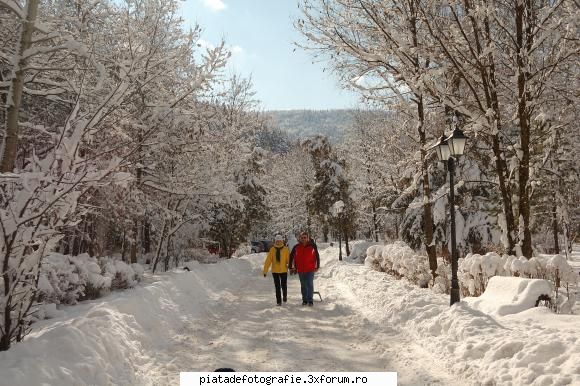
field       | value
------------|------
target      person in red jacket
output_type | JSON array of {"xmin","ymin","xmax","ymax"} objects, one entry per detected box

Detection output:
[{"xmin": 289, "ymin": 231, "xmax": 320, "ymax": 306}]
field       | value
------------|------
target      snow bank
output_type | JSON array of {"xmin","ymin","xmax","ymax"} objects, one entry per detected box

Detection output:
[
  {"xmin": 464, "ymin": 276, "xmax": 553, "ymax": 316},
  {"xmin": 346, "ymin": 240, "xmax": 379, "ymax": 263},
  {"xmin": 366, "ymin": 243, "xmax": 577, "ymax": 313},
  {"xmin": 323, "ymin": 251, "xmax": 580, "ymax": 385},
  {"xmin": 0, "ymin": 258, "xmax": 253, "ymax": 386}
]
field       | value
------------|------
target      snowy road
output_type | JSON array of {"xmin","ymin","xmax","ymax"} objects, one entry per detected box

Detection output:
[
  {"xmin": 2, "ymin": 246, "xmax": 577, "ymax": 386},
  {"xmin": 0, "ymin": 249, "xmax": 458, "ymax": 386},
  {"xmin": 144, "ymin": 252, "xmax": 458, "ymax": 385}
]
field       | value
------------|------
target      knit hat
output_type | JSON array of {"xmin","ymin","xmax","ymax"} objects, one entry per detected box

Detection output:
[{"xmin": 274, "ymin": 234, "xmax": 283, "ymax": 241}]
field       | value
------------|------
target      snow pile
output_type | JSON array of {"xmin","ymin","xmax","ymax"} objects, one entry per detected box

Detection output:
[
  {"xmin": 464, "ymin": 276, "xmax": 553, "ymax": 316},
  {"xmin": 232, "ymin": 243, "xmax": 252, "ymax": 257},
  {"xmin": 0, "ymin": 258, "xmax": 252, "ymax": 386},
  {"xmin": 324, "ymin": 251, "xmax": 580, "ymax": 385},
  {"xmin": 459, "ymin": 252, "xmax": 577, "ymax": 312},
  {"xmin": 367, "ymin": 243, "xmax": 577, "ymax": 313},
  {"xmin": 365, "ymin": 241, "xmax": 433, "ymax": 287},
  {"xmin": 38, "ymin": 253, "xmax": 144, "ymax": 307},
  {"xmin": 346, "ymin": 240, "xmax": 379, "ymax": 263}
]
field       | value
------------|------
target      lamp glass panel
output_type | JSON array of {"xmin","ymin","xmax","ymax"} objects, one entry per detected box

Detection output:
[
  {"xmin": 438, "ymin": 141, "xmax": 451, "ymax": 160},
  {"xmin": 449, "ymin": 137, "xmax": 466, "ymax": 156}
]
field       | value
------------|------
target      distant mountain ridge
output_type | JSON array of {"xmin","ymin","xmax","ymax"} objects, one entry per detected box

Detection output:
[{"xmin": 265, "ymin": 109, "xmax": 354, "ymax": 141}]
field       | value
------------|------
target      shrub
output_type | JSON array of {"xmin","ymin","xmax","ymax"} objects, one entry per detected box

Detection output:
[
  {"xmin": 37, "ymin": 254, "xmax": 144, "ymax": 312},
  {"xmin": 366, "ymin": 243, "xmax": 578, "ymax": 313}
]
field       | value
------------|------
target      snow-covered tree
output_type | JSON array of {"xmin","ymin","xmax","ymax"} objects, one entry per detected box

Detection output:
[
  {"xmin": 0, "ymin": 0, "xmax": 258, "ymax": 350},
  {"xmin": 342, "ymin": 109, "xmax": 414, "ymax": 242},
  {"xmin": 418, "ymin": 0, "xmax": 579, "ymax": 257},
  {"xmin": 297, "ymin": 0, "xmax": 442, "ymax": 275},
  {"xmin": 263, "ymin": 145, "xmax": 315, "ymax": 237}
]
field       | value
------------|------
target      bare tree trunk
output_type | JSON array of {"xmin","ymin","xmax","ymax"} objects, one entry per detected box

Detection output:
[
  {"xmin": 1, "ymin": 235, "xmax": 15, "ymax": 351},
  {"xmin": 563, "ymin": 222, "xmax": 570, "ymax": 259},
  {"xmin": 417, "ymin": 95, "xmax": 437, "ymax": 277},
  {"xmin": 152, "ymin": 219, "xmax": 168, "ymax": 274},
  {"xmin": 344, "ymin": 226, "xmax": 350, "ymax": 256},
  {"xmin": 515, "ymin": 0, "xmax": 533, "ymax": 258},
  {"xmin": 483, "ymin": 14, "xmax": 517, "ymax": 255},
  {"xmin": 552, "ymin": 203, "xmax": 559, "ymax": 254},
  {"xmin": 121, "ymin": 229, "xmax": 126, "ymax": 262},
  {"xmin": 0, "ymin": 73, "xmax": 6, "ymax": 140},
  {"xmin": 130, "ymin": 138, "xmax": 142, "ymax": 264},
  {"xmin": 1, "ymin": 0, "xmax": 39, "ymax": 172},
  {"xmin": 163, "ymin": 213, "xmax": 176, "ymax": 271},
  {"xmin": 130, "ymin": 220, "xmax": 138, "ymax": 264},
  {"xmin": 142, "ymin": 219, "xmax": 151, "ymax": 254},
  {"xmin": 164, "ymin": 232, "xmax": 172, "ymax": 271},
  {"xmin": 408, "ymin": 3, "xmax": 437, "ymax": 277},
  {"xmin": 372, "ymin": 202, "xmax": 378, "ymax": 242},
  {"xmin": 491, "ymin": 135, "xmax": 516, "ymax": 254}
]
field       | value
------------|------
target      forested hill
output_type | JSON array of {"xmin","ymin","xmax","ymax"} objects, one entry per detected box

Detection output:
[{"xmin": 266, "ymin": 109, "xmax": 354, "ymax": 141}]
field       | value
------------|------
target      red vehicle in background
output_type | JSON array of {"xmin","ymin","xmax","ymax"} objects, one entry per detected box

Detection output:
[
  {"xmin": 206, "ymin": 241, "xmax": 221, "ymax": 255},
  {"xmin": 205, "ymin": 241, "xmax": 237, "ymax": 257}
]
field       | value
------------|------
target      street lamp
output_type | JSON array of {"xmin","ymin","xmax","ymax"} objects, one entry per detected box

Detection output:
[
  {"xmin": 434, "ymin": 127, "xmax": 467, "ymax": 306},
  {"xmin": 332, "ymin": 201, "xmax": 345, "ymax": 261}
]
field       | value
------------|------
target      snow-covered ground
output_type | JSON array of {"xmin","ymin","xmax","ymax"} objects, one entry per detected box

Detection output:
[{"xmin": 0, "ymin": 246, "xmax": 578, "ymax": 385}]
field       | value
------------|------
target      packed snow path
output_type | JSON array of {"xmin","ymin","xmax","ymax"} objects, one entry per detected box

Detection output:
[
  {"xmin": 160, "ymin": 259, "xmax": 457, "ymax": 385},
  {"xmin": 134, "ymin": 251, "xmax": 458, "ymax": 385}
]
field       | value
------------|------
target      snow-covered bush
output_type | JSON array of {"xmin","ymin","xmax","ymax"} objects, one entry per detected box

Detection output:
[
  {"xmin": 364, "ymin": 245, "xmax": 382, "ymax": 271},
  {"xmin": 232, "ymin": 244, "xmax": 252, "ymax": 258},
  {"xmin": 458, "ymin": 253, "xmax": 577, "ymax": 311},
  {"xmin": 459, "ymin": 252, "xmax": 506, "ymax": 296},
  {"xmin": 101, "ymin": 258, "xmax": 143, "ymax": 290},
  {"xmin": 38, "ymin": 254, "xmax": 110, "ymax": 305},
  {"xmin": 365, "ymin": 241, "xmax": 430, "ymax": 286},
  {"xmin": 37, "ymin": 254, "xmax": 143, "ymax": 307},
  {"xmin": 347, "ymin": 241, "xmax": 379, "ymax": 263},
  {"xmin": 366, "ymin": 243, "xmax": 578, "ymax": 313}
]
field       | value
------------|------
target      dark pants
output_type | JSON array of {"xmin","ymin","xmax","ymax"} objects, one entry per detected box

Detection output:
[
  {"xmin": 272, "ymin": 273, "xmax": 288, "ymax": 304},
  {"xmin": 298, "ymin": 271, "xmax": 315, "ymax": 303}
]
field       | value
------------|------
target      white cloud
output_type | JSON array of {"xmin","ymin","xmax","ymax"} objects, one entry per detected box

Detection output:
[
  {"xmin": 202, "ymin": 0, "xmax": 227, "ymax": 12},
  {"xmin": 230, "ymin": 45, "xmax": 243, "ymax": 55}
]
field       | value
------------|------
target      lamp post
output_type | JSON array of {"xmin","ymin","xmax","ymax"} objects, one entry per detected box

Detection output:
[
  {"xmin": 434, "ymin": 127, "xmax": 467, "ymax": 306},
  {"xmin": 332, "ymin": 201, "xmax": 345, "ymax": 261}
]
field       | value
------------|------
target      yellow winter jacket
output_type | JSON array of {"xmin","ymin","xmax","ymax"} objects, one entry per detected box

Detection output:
[{"xmin": 263, "ymin": 244, "xmax": 289, "ymax": 274}]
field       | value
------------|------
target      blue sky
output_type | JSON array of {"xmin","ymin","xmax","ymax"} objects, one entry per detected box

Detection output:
[{"xmin": 181, "ymin": 0, "xmax": 360, "ymax": 110}]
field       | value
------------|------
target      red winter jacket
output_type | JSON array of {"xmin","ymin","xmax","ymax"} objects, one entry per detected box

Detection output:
[{"xmin": 289, "ymin": 242, "xmax": 320, "ymax": 273}]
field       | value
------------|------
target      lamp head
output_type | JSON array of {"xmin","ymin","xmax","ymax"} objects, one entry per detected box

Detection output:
[
  {"xmin": 447, "ymin": 127, "xmax": 467, "ymax": 157},
  {"xmin": 434, "ymin": 135, "xmax": 450, "ymax": 162}
]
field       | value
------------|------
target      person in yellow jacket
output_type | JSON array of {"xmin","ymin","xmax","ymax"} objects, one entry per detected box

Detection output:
[{"xmin": 263, "ymin": 234, "xmax": 290, "ymax": 306}]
